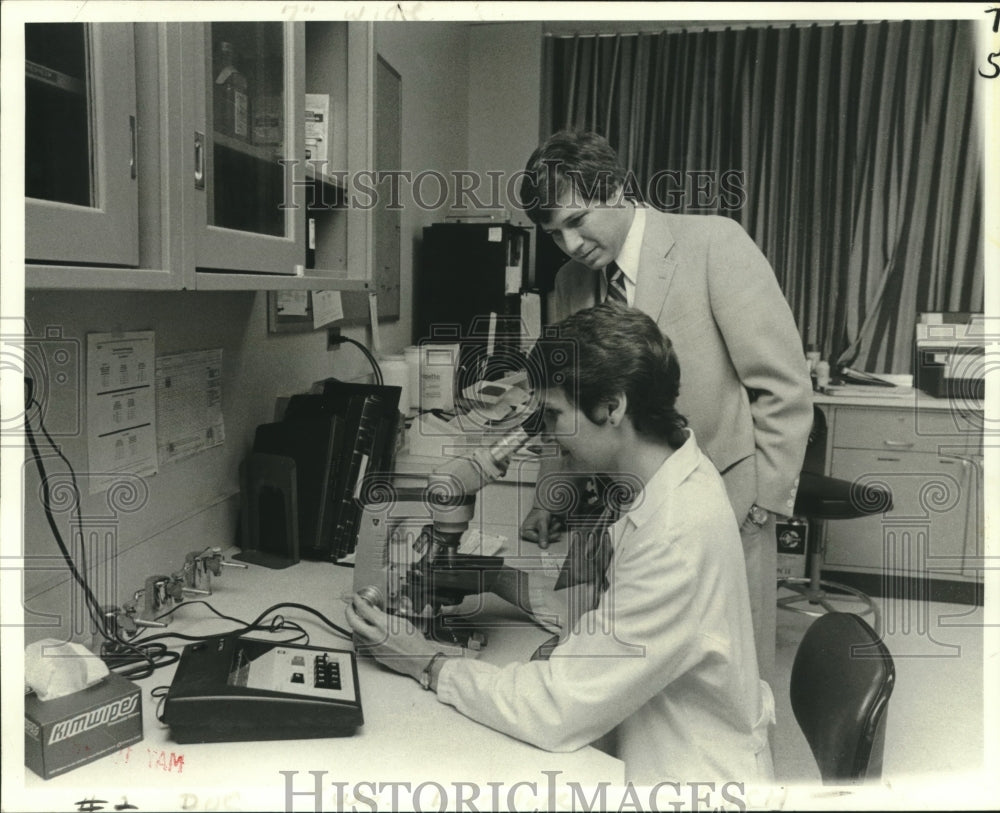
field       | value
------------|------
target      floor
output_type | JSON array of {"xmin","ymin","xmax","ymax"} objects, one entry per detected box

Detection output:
[{"xmin": 772, "ymin": 592, "xmax": 989, "ymax": 794}]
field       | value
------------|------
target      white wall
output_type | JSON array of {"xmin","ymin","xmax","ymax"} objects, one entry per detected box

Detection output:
[
  {"xmin": 467, "ymin": 22, "xmax": 543, "ymax": 230},
  {"xmin": 374, "ymin": 22, "xmax": 472, "ymax": 345}
]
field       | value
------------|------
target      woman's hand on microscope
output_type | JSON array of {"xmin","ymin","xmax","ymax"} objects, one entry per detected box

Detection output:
[{"xmin": 345, "ymin": 592, "xmax": 438, "ymax": 682}]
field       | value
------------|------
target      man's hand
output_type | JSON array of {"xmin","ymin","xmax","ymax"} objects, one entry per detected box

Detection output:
[
  {"xmin": 520, "ymin": 506, "xmax": 565, "ymax": 549},
  {"xmin": 740, "ymin": 504, "xmax": 771, "ymax": 535},
  {"xmin": 345, "ymin": 593, "xmax": 439, "ymax": 682}
]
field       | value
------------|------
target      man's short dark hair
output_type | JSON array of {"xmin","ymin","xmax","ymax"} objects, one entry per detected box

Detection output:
[
  {"xmin": 530, "ymin": 303, "xmax": 688, "ymax": 448},
  {"xmin": 518, "ymin": 131, "xmax": 627, "ymax": 225}
]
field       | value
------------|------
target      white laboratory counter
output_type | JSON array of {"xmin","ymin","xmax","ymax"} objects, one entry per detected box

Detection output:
[
  {"xmin": 813, "ymin": 386, "xmax": 979, "ymax": 411},
  {"xmin": 15, "ymin": 553, "xmax": 624, "ymax": 812}
]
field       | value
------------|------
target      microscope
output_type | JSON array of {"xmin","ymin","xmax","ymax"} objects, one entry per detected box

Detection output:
[{"xmin": 353, "ymin": 424, "xmax": 533, "ymax": 653}]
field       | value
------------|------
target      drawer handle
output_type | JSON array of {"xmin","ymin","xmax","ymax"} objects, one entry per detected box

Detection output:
[
  {"xmin": 883, "ymin": 439, "xmax": 914, "ymax": 448},
  {"xmin": 877, "ymin": 456, "xmax": 901, "ymax": 462}
]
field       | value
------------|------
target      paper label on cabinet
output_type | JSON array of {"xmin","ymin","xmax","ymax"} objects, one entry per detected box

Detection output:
[{"xmin": 305, "ymin": 93, "xmax": 330, "ymax": 165}]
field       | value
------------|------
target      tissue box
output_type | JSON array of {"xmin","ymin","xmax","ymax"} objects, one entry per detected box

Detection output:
[{"xmin": 25, "ymin": 672, "xmax": 143, "ymax": 779}]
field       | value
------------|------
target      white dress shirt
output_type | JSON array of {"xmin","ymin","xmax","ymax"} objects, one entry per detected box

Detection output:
[
  {"xmin": 605, "ymin": 204, "xmax": 646, "ymax": 306},
  {"xmin": 436, "ymin": 431, "xmax": 775, "ymax": 785}
]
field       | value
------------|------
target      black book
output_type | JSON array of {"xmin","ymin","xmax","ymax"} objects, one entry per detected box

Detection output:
[
  {"xmin": 318, "ymin": 382, "xmax": 402, "ymax": 559},
  {"xmin": 251, "ymin": 413, "xmax": 340, "ymax": 556}
]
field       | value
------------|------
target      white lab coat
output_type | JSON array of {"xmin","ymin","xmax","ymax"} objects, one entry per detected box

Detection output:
[{"xmin": 436, "ymin": 431, "xmax": 775, "ymax": 785}]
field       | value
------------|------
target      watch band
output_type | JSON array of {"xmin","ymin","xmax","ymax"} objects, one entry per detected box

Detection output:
[
  {"xmin": 747, "ymin": 504, "xmax": 769, "ymax": 528},
  {"xmin": 420, "ymin": 652, "xmax": 449, "ymax": 691}
]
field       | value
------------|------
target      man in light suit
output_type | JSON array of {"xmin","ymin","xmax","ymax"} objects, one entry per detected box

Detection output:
[{"xmin": 517, "ymin": 131, "xmax": 814, "ymax": 683}]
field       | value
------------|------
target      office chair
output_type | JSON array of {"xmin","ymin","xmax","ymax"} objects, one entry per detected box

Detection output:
[
  {"xmin": 778, "ymin": 408, "xmax": 893, "ymax": 632},
  {"xmin": 790, "ymin": 612, "xmax": 896, "ymax": 784}
]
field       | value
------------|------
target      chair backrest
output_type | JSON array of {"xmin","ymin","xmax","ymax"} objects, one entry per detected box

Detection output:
[
  {"xmin": 790, "ymin": 612, "xmax": 896, "ymax": 783},
  {"xmin": 802, "ymin": 404, "xmax": 828, "ymax": 475}
]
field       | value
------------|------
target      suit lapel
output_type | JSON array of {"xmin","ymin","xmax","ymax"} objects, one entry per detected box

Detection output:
[{"xmin": 634, "ymin": 209, "xmax": 678, "ymax": 323}]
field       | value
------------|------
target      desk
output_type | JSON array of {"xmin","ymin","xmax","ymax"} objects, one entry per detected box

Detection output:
[
  {"xmin": 17, "ymin": 556, "xmax": 624, "ymax": 812},
  {"xmin": 811, "ymin": 392, "xmax": 983, "ymax": 601}
]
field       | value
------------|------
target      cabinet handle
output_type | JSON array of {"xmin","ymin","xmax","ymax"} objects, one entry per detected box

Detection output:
[
  {"xmin": 194, "ymin": 131, "xmax": 205, "ymax": 190},
  {"xmin": 882, "ymin": 439, "xmax": 914, "ymax": 448},
  {"xmin": 129, "ymin": 115, "xmax": 137, "ymax": 180},
  {"xmin": 876, "ymin": 456, "xmax": 901, "ymax": 462}
]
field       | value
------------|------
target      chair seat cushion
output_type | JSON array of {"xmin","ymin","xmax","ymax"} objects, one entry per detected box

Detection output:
[
  {"xmin": 794, "ymin": 471, "xmax": 892, "ymax": 519},
  {"xmin": 790, "ymin": 612, "xmax": 896, "ymax": 782}
]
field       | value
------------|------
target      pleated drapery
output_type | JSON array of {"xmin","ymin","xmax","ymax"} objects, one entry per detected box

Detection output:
[{"xmin": 542, "ymin": 20, "xmax": 983, "ymax": 373}]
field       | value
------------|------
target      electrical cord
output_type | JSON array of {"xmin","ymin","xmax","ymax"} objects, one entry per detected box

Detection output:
[
  {"xmin": 134, "ymin": 597, "xmax": 349, "ymax": 648},
  {"xmin": 136, "ymin": 601, "xmax": 352, "ymax": 646},
  {"xmin": 150, "ymin": 685, "xmax": 171, "ymax": 723},
  {"xmin": 152, "ymin": 598, "xmax": 252, "ymax": 627},
  {"xmin": 25, "ymin": 379, "xmax": 351, "ymax": 686},
  {"xmin": 24, "ymin": 390, "xmax": 165, "ymax": 679},
  {"xmin": 331, "ymin": 335, "xmax": 383, "ymax": 385}
]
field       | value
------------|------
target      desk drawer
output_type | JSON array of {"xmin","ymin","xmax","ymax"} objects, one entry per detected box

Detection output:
[{"xmin": 830, "ymin": 406, "xmax": 981, "ymax": 454}]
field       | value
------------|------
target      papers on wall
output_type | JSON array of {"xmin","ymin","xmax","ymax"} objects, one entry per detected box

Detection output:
[
  {"xmin": 155, "ymin": 349, "xmax": 225, "ymax": 465},
  {"xmin": 275, "ymin": 289, "xmax": 309, "ymax": 317},
  {"xmin": 86, "ymin": 331, "xmax": 158, "ymax": 493},
  {"xmin": 312, "ymin": 290, "xmax": 344, "ymax": 328}
]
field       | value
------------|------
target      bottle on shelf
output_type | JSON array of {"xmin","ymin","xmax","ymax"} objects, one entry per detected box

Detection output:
[
  {"xmin": 214, "ymin": 41, "xmax": 250, "ymax": 142},
  {"xmin": 815, "ymin": 360, "xmax": 831, "ymax": 390}
]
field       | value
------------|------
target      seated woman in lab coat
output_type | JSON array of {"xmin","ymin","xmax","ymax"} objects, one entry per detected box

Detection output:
[{"xmin": 346, "ymin": 303, "xmax": 774, "ymax": 786}]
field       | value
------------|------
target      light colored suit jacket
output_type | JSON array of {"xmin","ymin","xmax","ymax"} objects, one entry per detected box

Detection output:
[{"xmin": 551, "ymin": 208, "xmax": 813, "ymax": 518}]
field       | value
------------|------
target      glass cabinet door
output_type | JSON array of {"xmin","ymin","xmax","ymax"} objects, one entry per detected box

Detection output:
[
  {"xmin": 25, "ymin": 23, "xmax": 138, "ymax": 266},
  {"xmin": 194, "ymin": 22, "xmax": 304, "ymax": 276}
]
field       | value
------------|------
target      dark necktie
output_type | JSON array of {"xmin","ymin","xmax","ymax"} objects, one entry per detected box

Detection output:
[{"xmin": 605, "ymin": 261, "xmax": 627, "ymax": 305}]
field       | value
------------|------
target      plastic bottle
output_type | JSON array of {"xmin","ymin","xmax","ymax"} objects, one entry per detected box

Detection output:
[
  {"xmin": 815, "ymin": 360, "xmax": 831, "ymax": 390},
  {"xmin": 214, "ymin": 41, "xmax": 250, "ymax": 141},
  {"xmin": 805, "ymin": 344, "xmax": 821, "ymax": 374}
]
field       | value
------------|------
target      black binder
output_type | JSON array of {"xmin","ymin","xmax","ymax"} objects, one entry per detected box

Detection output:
[
  {"xmin": 251, "ymin": 411, "xmax": 341, "ymax": 557},
  {"xmin": 277, "ymin": 382, "xmax": 401, "ymax": 560},
  {"xmin": 318, "ymin": 382, "xmax": 401, "ymax": 559}
]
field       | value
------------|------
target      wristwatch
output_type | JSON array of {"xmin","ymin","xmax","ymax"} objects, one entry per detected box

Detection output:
[
  {"xmin": 747, "ymin": 504, "xmax": 770, "ymax": 528},
  {"xmin": 420, "ymin": 652, "xmax": 449, "ymax": 691}
]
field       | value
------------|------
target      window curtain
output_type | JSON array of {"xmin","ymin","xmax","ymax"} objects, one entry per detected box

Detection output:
[{"xmin": 542, "ymin": 20, "xmax": 983, "ymax": 373}]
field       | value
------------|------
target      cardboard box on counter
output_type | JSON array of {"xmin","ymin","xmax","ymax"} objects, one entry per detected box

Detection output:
[{"xmin": 25, "ymin": 672, "xmax": 143, "ymax": 780}]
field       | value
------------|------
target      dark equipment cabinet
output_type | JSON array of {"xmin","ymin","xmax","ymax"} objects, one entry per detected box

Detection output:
[{"xmin": 416, "ymin": 222, "xmax": 531, "ymax": 357}]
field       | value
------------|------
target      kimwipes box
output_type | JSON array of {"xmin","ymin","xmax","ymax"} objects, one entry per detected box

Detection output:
[{"xmin": 25, "ymin": 672, "xmax": 143, "ymax": 779}]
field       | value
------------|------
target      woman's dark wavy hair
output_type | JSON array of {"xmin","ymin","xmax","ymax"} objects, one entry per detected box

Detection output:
[
  {"xmin": 529, "ymin": 303, "xmax": 689, "ymax": 449},
  {"xmin": 519, "ymin": 130, "xmax": 626, "ymax": 225}
]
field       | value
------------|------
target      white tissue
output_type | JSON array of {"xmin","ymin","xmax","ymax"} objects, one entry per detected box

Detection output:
[{"xmin": 24, "ymin": 638, "xmax": 110, "ymax": 701}]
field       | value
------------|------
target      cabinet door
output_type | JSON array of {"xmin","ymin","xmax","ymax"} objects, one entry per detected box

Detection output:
[
  {"xmin": 823, "ymin": 448, "xmax": 972, "ymax": 580},
  {"xmin": 25, "ymin": 23, "xmax": 138, "ymax": 266},
  {"xmin": 186, "ymin": 22, "xmax": 305, "ymax": 277}
]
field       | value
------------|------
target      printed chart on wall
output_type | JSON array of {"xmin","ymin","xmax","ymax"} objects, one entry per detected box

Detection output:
[
  {"xmin": 155, "ymin": 348, "xmax": 225, "ymax": 465},
  {"xmin": 85, "ymin": 331, "xmax": 158, "ymax": 494}
]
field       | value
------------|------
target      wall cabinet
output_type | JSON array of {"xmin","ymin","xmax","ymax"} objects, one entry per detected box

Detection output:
[
  {"xmin": 25, "ymin": 21, "xmax": 373, "ymax": 292},
  {"xmin": 25, "ymin": 23, "xmax": 139, "ymax": 268},
  {"xmin": 818, "ymin": 401, "xmax": 983, "ymax": 586}
]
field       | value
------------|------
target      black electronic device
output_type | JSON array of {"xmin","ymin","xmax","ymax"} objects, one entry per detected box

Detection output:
[
  {"xmin": 163, "ymin": 636, "xmax": 363, "ymax": 743},
  {"xmin": 417, "ymin": 221, "xmax": 531, "ymax": 353}
]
